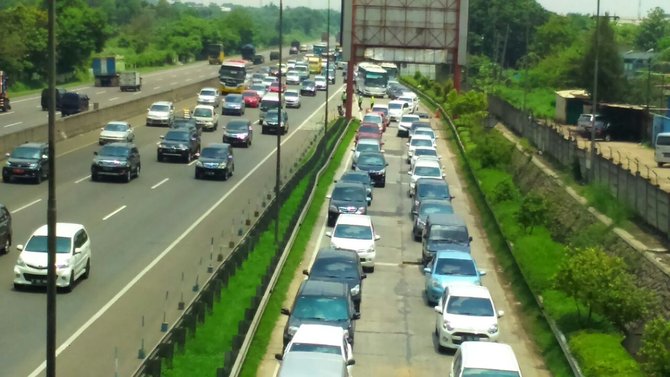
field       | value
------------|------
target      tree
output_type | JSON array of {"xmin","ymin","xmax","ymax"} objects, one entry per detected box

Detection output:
[
  {"xmin": 639, "ymin": 317, "xmax": 670, "ymax": 377},
  {"xmin": 578, "ymin": 15, "xmax": 625, "ymax": 102},
  {"xmin": 635, "ymin": 7, "xmax": 670, "ymax": 51},
  {"xmin": 531, "ymin": 14, "xmax": 579, "ymax": 58},
  {"xmin": 56, "ymin": 1, "xmax": 111, "ymax": 74},
  {"xmin": 517, "ymin": 194, "xmax": 547, "ymax": 233},
  {"xmin": 554, "ymin": 246, "xmax": 655, "ymax": 330}
]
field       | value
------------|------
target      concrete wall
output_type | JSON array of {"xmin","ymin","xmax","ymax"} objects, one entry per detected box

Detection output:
[{"xmin": 0, "ymin": 77, "xmax": 218, "ymax": 157}]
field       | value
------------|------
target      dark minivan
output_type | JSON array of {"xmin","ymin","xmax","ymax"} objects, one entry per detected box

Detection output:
[
  {"xmin": 60, "ymin": 92, "xmax": 89, "ymax": 116},
  {"xmin": 0, "ymin": 203, "xmax": 12, "ymax": 254},
  {"xmin": 41, "ymin": 88, "xmax": 68, "ymax": 111},
  {"xmin": 421, "ymin": 213, "xmax": 472, "ymax": 265},
  {"xmin": 281, "ymin": 279, "xmax": 358, "ymax": 348}
]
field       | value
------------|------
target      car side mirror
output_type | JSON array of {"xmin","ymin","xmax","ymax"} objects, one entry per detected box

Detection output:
[
  {"xmin": 195, "ymin": 153, "xmax": 200, "ymax": 158},
  {"xmin": 73, "ymin": 247, "xmax": 82, "ymax": 255},
  {"xmin": 302, "ymin": 269, "xmax": 309, "ymax": 276},
  {"xmin": 42, "ymin": 155, "xmax": 48, "ymax": 159},
  {"xmin": 280, "ymin": 308, "xmax": 290, "ymax": 315},
  {"xmin": 16, "ymin": 244, "xmax": 24, "ymax": 251},
  {"xmin": 347, "ymin": 359, "xmax": 356, "ymax": 366},
  {"xmin": 380, "ymin": 149, "xmax": 385, "ymax": 153},
  {"xmin": 374, "ymin": 234, "xmax": 381, "ymax": 241},
  {"xmin": 406, "ymin": 143, "xmax": 409, "ymax": 146},
  {"xmin": 423, "ymin": 267, "xmax": 430, "ymax": 274},
  {"xmin": 274, "ymin": 353, "xmax": 283, "ymax": 361},
  {"xmin": 361, "ymin": 274, "xmax": 367, "ymax": 279},
  {"xmin": 159, "ymin": 135, "xmax": 165, "ymax": 140},
  {"xmin": 385, "ymin": 162, "xmax": 389, "ymax": 166},
  {"xmin": 93, "ymin": 151, "xmax": 98, "ymax": 156},
  {"xmin": 469, "ymin": 236, "xmax": 473, "ymax": 242},
  {"xmin": 407, "ymin": 171, "xmax": 411, "ymax": 175},
  {"xmin": 325, "ymin": 232, "xmax": 332, "ymax": 237},
  {"xmin": 326, "ymin": 195, "xmax": 331, "ymax": 199},
  {"xmin": 353, "ymin": 312, "xmax": 361, "ymax": 320},
  {"xmin": 434, "ymin": 306, "xmax": 443, "ymax": 314},
  {"xmin": 497, "ymin": 310, "xmax": 505, "ymax": 318},
  {"xmin": 479, "ymin": 270, "xmax": 487, "ymax": 276}
]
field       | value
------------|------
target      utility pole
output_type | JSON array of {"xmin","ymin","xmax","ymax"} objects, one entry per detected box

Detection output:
[
  {"xmin": 274, "ymin": 0, "xmax": 283, "ymax": 251},
  {"xmin": 589, "ymin": 0, "xmax": 601, "ymax": 182},
  {"xmin": 325, "ymin": 0, "xmax": 330, "ymax": 137}
]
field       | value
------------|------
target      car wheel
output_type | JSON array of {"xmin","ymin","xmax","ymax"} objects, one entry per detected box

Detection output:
[
  {"xmin": 604, "ymin": 134, "xmax": 612, "ymax": 142},
  {"xmin": 35, "ymin": 170, "xmax": 42, "ymax": 184},
  {"xmin": 413, "ymin": 232, "xmax": 421, "ymax": 242},
  {"xmin": 246, "ymin": 139, "xmax": 251, "ymax": 148},
  {"xmin": 1, "ymin": 237, "xmax": 10, "ymax": 254},
  {"xmin": 13, "ymin": 283, "xmax": 23, "ymax": 291},
  {"xmin": 157, "ymin": 153, "xmax": 164, "ymax": 162},
  {"xmin": 195, "ymin": 170, "xmax": 202, "ymax": 180},
  {"xmin": 124, "ymin": 169, "xmax": 131, "ymax": 183},
  {"xmin": 91, "ymin": 172, "xmax": 99, "ymax": 182},
  {"xmin": 222, "ymin": 169, "xmax": 229, "ymax": 181},
  {"xmin": 658, "ymin": 162, "xmax": 663, "ymax": 168},
  {"xmin": 82, "ymin": 259, "xmax": 91, "ymax": 279},
  {"xmin": 135, "ymin": 164, "xmax": 141, "ymax": 178},
  {"xmin": 3, "ymin": 174, "xmax": 10, "ymax": 183},
  {"xmin": 64, "ymin": 273, "xmax": 75, "ymax": 293}
]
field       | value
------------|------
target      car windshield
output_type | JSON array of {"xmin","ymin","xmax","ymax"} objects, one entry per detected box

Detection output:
[
  {"xmin": 266, "ymin": 111, "xmax": 284, "ymax": 121},
  {"xmin": 415, "ymin": 149, "xmax": 437, "ymax": 157},
  {"xmin": 447, "ymin": 296, "xmax": 494, "ymax": 317},
  {"xmin": 363, "ymin": 115, "xmax": 381, "ymax": 123},
  {"xmin": 356, "ymin": 143, "xmax": 379, "ymax": 152},
  {"xmin": 99, "ymin": 145, "xmax": 130, "ymax": 157},
  {"xmin": 173, "ymin": 119, "xmax": 195, "ymax": 128},
  {"xmin": 164, "ymin": 131, "xmax": 190, "ymax": 142},
  {"xmin": 200, "ymin": 148, "xmax": 227, "ymax": 159},
  {"xmin": 288, "ymin": 343, "xmax": 341, "ymax": 355},
  {"xmin": 418, "ymin": 183, "xmax": 450, "ymax": 199},
  {"xmin": 389, "ymin": 103, "xmax": 403, "ymax": 110},
  {"xmin": 434, "ymin": 258, "xmax": 477, "ymax": 276},
  {"xmin": 226, "ymin": 122, "xmax": 248, "ymax": 132},
  {"xmin": 333, "ymin": 224, "xmax": 373, "ymax": 240},
  {"xmin": 415, "ymin": 130, "xmax": 435, "ymax": 138},
  {"xmin": 25, "ymin": 236, "xmax": 72, "ymax": 254},
  {"xmin": 150, "ymin": 104, "xmax": 169, "ymax": 112},
  {"xmin": 429, "ymin": 226, "xmax": 469, "ymax": 244},
  {"xmin": 401, "ymin": 116, "xmax": 420, "ymax": 123},
  {"xmin": 312, "ymin": 259, "xmax": 359, "ymax": 279},
  {"xmin": 250, "ymin": 85, "xmax": 265, "ymax": 93},
  {"xmin": 359, "ymin": 126, "xmax": 378, "ymax": 134},
  {"xmin": 200, "ymin": 89, "xmax": 217, "ymax": 96},
  {"xmin": 104, "ymin": 123, "xmax": 129, "ymax": 132},
  {"xmin": 332, "ymin": 186, "xmax": 366, "ymax": 202},
  {"xmin": 292, "ymin": 296, "xmax": 349, "ymax": 321},
  {"xmin": 303, "ymin": 80, "xmax": 315, "ymax": 86},
  {"xmin": 357, "ymin": 155, "xmax": 384, "ymax": 166},
  {"xmin": 226, "ymin": 96, "xmax": 242, "ymax": 104},
  {"xmin": 411, "ymin": 139, "xmax": 433, "ymax": 148},
  {"xmin": 420, "ymin": 203, "xmax": 453, "ymax": 217},
  {"xmin": 462, "ymin": 369, "xmax": 520, "ymax": 377},
  {"xmin": 193, "ymin": 108, "xmax": 213, "ymax": 117},
  {"xmin": 285, "ymin": 92, "xmax": 299, "ymax": 99},
  {"xmin": 414, "ymin": 166, "xmax": 441, "ymax": 177},
  {"xmin": 11, "ymin": 147, "xmax": 41, "ymax": 159},
  {"xmin": 287, "ymin": 71, "xmax": 299, "ymax": 76}
]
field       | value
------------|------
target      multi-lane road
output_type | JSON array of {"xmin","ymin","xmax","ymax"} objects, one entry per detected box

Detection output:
[{"xmin": 0, "ymin": 56, "xmax": 341, "ymax": 376}]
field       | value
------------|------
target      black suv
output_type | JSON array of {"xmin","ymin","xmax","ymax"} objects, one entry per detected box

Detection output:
[
  {"xmin": 223, "ymin": 119, "xmax": 253, "ymax": 147},
  {"xmin": 412, "ymin": 178, "xmax": 453, "ymax": 216},
  {"xmin": 303, "ymin": 247, "xmax": 366, "ymax": 313},
  {"xmin": 194, "ymin": 143, "xmax": 235, "ymax": 180},
  {"xmin": 327, "ymin": 182, "xmax": 369, "ymax": 227},
  {"xmin": 157, "ymin": 129, "xmax": 201, "ymax": 163},
  {"xmin": 338, "ymin": 171, "xmax": 374, "ymax": 202},
  {"xmin": 41, "ymin": 88, "xmax": 68, "ymax": 111},
  {"xmin": 172, "ymin": 117, "xmax": 202, "ymax": 136},
  {"xmin": 262, "ymin": 109, "xmax": 289, "ymax": 135},
  {"xmin": 354, "ymin": 151, "xmax": 388, "ymax": 187},
  {"xmin": 0, "ymin": 203, "xmax": 12, "ymax": 254},
  {"xmin": 91, "ymin": 142, "xmax": 141, "ymax": 182},
  {"xmin": 281, "ymin": 279, "xmax": 358, "ymax": 348},
  {"xmin": 2, "ymin": 142, "xmax": 49, "ymax": 184},
  {"xmin": 60, "ymin": 92, "xmax": 89, "ymax": 116}
]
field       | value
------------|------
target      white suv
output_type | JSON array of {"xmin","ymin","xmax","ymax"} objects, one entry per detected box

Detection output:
[
  {"xmin": 197, "ymin": 87, "xmax": 220, "ymax": 107},
  {"xmin": 434, "ymin": 284, "xmax": 504, "ymax": 351},
  {"xmin": 408, "ymin": 158, "xmax": 444, "ymax": 196},
  {"xmin": 192, "ymin": 104, "xmax": 219, "ymax": 131},
  {"xmin": 406, "ymin": 134, "xmax": 436, "ymax": 163},
  {"xmin": 398, "ymin": 114, "xmax": 420, "ymax": 137},
  {"xmin": 14, "ymin": 223, "xmax": 92, "ymax": 292},
  {"xmin": 278, "ymin": 324, "xmax": 355, "ymax": 373},
  {"xmin": 327, "ymin": 214, "xmax": 380, "ymax": 272},
  {"xmin": 146, "ymin": 101, "xmax": 175, "ymax": 127}
]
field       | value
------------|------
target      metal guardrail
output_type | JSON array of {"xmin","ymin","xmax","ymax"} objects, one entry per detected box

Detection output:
[{"xmin": 402, "ymin": 80, "xmax": 585, "ymax": 377}]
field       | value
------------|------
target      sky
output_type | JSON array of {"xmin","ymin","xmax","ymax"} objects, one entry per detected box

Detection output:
[{"xmin": 206, "ymin": 0, "xmax": 669, "ymax": 20}]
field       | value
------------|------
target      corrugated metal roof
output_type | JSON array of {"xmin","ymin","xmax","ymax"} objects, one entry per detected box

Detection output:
[{"xmin": 555, "ymin": 89, "xmax": 589, "ymax": 99}]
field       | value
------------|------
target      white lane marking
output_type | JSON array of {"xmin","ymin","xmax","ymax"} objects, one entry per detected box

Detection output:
[
  {"xmin": 96, "ymin": 90, "xmax": 105, "ymax": 95},
  {"xmin": 102, "ymin": 205, "xmax": 127, "ymax": 221},
  {"xmin": 10, "ymin": 199, "xmax": 42, "ymax": 214},
  {"xmin": 198, "ymin": 75, "xmax": 205, "ymax": 78},
  {"xmin": 170, "ymin": 82, "xmax": 178, "ymax": 86},
  {"xmin": 153, "ymin": 86, "xmax": 161, "ymax": 90},
  {"xmin": 108, "ymin": 97, "xmax": 119, "ymax": 102},
  {"xmin": 170, "ymin": 75, "xmax": 177, "ymax": 78},
  {"xmin": 26, "ymin": 87, "xmax": 345, "ymax": 377},
  {"xmin": 133, "ymin": 92, "xmax": 141, "ymax": 96},
  {"xmin": 151, "ymin": 178, "xmax": 169, "ymax": 189},
  {"xmin": 0, "ymin": 111, "xmax": 15, "ymax": 116},
  {"xmin": 185, "ymin": 78, "xmax": 192, "ymax": 82},
  {"xmin": 4, "ymin": 121, "xmax": 23, "ymax": 128},
  {"xmin": 188, "ymin": 159, "xmax": 198, "ymax": 166},
  {"xmin": 75, "ymin": 175, "xmax": 91, "ymax": 183}
]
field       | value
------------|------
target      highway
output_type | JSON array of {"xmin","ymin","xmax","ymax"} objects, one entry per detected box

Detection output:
[{"xmin": 0, "ymin": 59, "xmax": 342, "ymax": 376}]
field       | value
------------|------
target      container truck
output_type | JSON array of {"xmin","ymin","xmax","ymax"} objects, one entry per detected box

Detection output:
[
  {"xmin": 0, "ymin": 71, "xmax": 10, "ymax": 112},
  {"xmin": 119, "ymin": 71, "xmax": 142, "ymax": 91},
  {"xmin": 240, "ymin": 44, "xmax": 256, "ymax": 61},
  {"xmin": 92, "ymin": 56, "xmax": 125, "ymax": 87}
]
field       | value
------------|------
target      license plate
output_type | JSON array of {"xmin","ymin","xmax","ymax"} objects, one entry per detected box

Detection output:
[
  {"xmin": 462, "ymin": 335, "xmax": 479, "ymax": 341},
  {"xmin": 13, "ymin": 169, "xmax": 24, "ymax": 174},
  {"xmin": 34, "ymin": 279, "xmax": 47, "ymax": 284}
]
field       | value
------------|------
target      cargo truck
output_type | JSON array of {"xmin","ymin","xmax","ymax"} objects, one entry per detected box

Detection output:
[
  {"xmin": 0, "ymin": 71, "xmax": 10, "ymax": 112},
  {"xmin": 119, "ymin": 71, "xmax": 142, "ymax": 91},
  {"xmin": 241, "ymin": 44, "xmax": 256, "ymax": 61},
  {"xmin": 207, "ymin": 43, "xmax": 225, "ymax": 65},
  {"xmin": 92, "ymin": 56, "xmax": 125, "ymax": 87}
]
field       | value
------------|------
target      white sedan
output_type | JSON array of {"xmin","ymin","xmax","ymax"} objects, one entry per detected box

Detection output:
[
  {"xmin": 99, "ymin": 121, "xmax": 134, "ymax": 145},
  {"xmin": 277, "ymin": 324, "xmax": 355, "ymax": 373}
]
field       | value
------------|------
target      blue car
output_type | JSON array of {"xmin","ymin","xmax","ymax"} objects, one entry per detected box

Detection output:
[{"xmin": 423, "ymin": 250, "xmax": 485, "ymax": 306}]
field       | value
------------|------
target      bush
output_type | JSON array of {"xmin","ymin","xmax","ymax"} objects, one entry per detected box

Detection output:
[
  {"xmin": 473, "ymin": 131, "xmax": 514, "ymax": 168},
  {"xmin": 639, "ymin": 317, "xmax": 670, "ymax": 377},
  {"xmin": 490, "ymin": 178, "xmax": 519, "ymax": 204},
  {"xmin": 569, "ymin": 332, "xmax": 645, "ymax": 377},
  {"xmin": 517, "ymin": 193, "xmax": 547, "ymax": 233}
]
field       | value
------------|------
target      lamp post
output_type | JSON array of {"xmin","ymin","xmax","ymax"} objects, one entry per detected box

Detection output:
[
  {"xmin": 274, "ymin": 0, "xmax": 283, "ymax": 251},
  {"xmin": 589, "ymin": 0, "xmax": 601, "ymax": 182},
  {"xmin": 324, "ymin": 0, "xmax": 330, "ymax": 138},
  {"xmin": 646, "ymin": 48, "xmax": 654, "ymax": 110}
]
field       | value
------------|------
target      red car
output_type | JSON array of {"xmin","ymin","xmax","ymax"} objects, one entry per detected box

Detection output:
[
  {"xmin": 268, "ymin": 82, "xmax": 287, "ymax": 93},
  {"xmin": 355, "ymin": 122, "xmax": 383, "ymax": 144},
  {"xmin": 242, "ymin": 90, "xmax": 261, "ymax": 108}
]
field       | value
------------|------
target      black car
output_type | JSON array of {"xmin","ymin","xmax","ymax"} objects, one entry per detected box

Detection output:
[
  {"xmin": 338, "ymin": 171, "xmax": 374, "ymax": 202},
  {"xmin": 252, "ymin": 55, "xmax": 265, "ymax": 65},
  {"xmin": 422, "ymin": 213, "xmax": 472, "ymax": 265},
  {"xmin": 172, "ymin": 116, "xmax": 202, "ymax": 136},
  {"xmin": 326, "ymin": 182, "xmax": 369, "ymax": 227},
  {"xmin": 412, "ymin": 199, "xmax": 454, "ymax": 241},
  {"xmin": 41, "ymin": 88, "xmax": 67, "ymax": 111},
  {"xmin": 60, "ymin": 92, "xmax": 89, "ymax": 116},
  {"xmin": 354, "ymin": 152, "xmax": 388, "ymax": 188},
  {"xmin": 223, "ymin": 119, "xmax": 253, "ymax": 147},
  {"xmin": 412, "ymin": 178, "xmax": 453, "ymax": 215},
  {"xmin": 0, "ymin": 203, "xmax": 12, "ymax": 254},
  {"xmin": 2, "ymin": 142, "xmax": 49, "ymax": 184},
  {"xmin": 281, "ymin": 279, "xmax": 359, "ymax": 348},
  {"xmin": 157, "ymin": 129, "xmax": 201, "ymax": 163},
  {"xmin": 303, "ymin": 248, "xmax": 366, "ymax": 313},
  {"xmin": 289, "ymin": 46, "xmax": 299, "ymax": 55},
  {"xmin": 300, "ymin": 80, "xmax": 317, "ymax": 96},
  {"xmin": 262, "ymin": 109, "xmax": 289, "ymax": 135},
  {"xmin": 91, "ymin": 142, "xmax": 141, "ymax": 182},
  {"xmin": 270, "ymin": 51, "xmax": 280, "ymax": 60},
  {"xmin": 195, "ymin": 143, "xmax": 235, "ymax": 180}
]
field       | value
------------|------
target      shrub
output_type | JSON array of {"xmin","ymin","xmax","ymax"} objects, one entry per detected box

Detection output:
[
  {"xmin": 569, "ymin": 332, "xmax": 645, "ymax": 377},
  {"xmin": 639, "ymin": 317, "xmax": 670, "ymax": 377},
  {"xmin": 473, "ymin": 131, "xmax": 514, "ymax": 168},
  {"xmin": 517, "ymin": 193, "xmax": 547, "ymax": 233},
  {"xmin": 490, "ymin": 177, "xmax": 519, "ymax": 204}
]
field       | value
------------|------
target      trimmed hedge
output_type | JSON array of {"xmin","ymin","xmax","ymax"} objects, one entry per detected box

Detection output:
[{"xmin": 569, "ymin": 332, "xmax": 645, "ymax": 377}]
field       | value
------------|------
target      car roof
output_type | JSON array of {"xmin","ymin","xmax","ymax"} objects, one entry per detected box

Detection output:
[
  {"xmin": 447, "ymin": 283, "xmax": 492, "ymax": 299},
  {"xmin": 363, "ymin": 113, "xmax": 382, "ymax": 119},
  {"xmin": 414, "ymin": 146, "xmax": 437, "ymax": 152},
  {"xmin": 278, "ymin": 352, "xmax": 346, "ymax": 377},
  {"xmin": 290, "ymin": 324, "xmax": 346, "ymax": 346},
  {"xmin": 299, "ymin": 279, "xmax": 349, "ymax": 296},
  {"xmin": 414, "ymin": 159, "xmax": 441, "ymax": 168},
  {"xmin": 105, "ymin": 121, "xmax": 130, "ymax": 127},
  {"xmin": 102, "ymin": 142, "xmax": 134, "ymax": 148},
  {"xmin": 285, "ymin": 89, "xmax": 300, "ymax": 94},
  {"xmin": 357, "ymin": 138, "xmax": 381, "ymax": 145},
  {"xmin": 410, "ymin": 135, "xmax": 433, "ymax": 141},
  {"xmin": 199, "ymin": 87, "xmax": 217, "ymax": 92},
  {"xmin": 459, "ymin": 342, "xmax": 521, "ymax": 372},
  {"xmin": 151, "ymin": 101, "xmax": 173, "ymax": 106},
  {"xmin": 333, "ymin": 181, "xmax": 366, "ymax": 190},
  {"xmin": 335, "ymin": 213, "xmax": 373, "ymax": 227},
  {"xmin": 315, "ymin": 247, "xmax": 360, "ymax": 262},
  {"xmin": 31, "ymin": 223, "xmax": 85, "ymax": 238},
  {"xmin": 341, "ymin": 171, "xmax": 370, "ymax": 178},
  {"xmin": 389, "ymin": 100, "xmax": 407, "ymax": 105},
  {"xmin": 202, "ymin": 143, "xmax": 230, "ymax": 150},
  {"xmin": 18, "ymin": 142, "xmax": 47, "ymax": 149},
  {"xmin": 372, "ymin": 104, "xmax": 389, "ymax": 109},
  {"xmin": 427, "ymin": 213, "xmax": 466, "ymax": 227},
  {"xmin": 194, "ymin": 104, "xmax": 214, "ymax": 109},
  {"xmin": 434, "ymin": 250, "xmax": 475, "ymax": 261}
]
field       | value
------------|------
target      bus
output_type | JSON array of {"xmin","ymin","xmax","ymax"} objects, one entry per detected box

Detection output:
[
  {"xmin": 313, "ymin": 42, "xmax": 328, "ymax": 56},
  {"xmin": 219, "ymin": 59, "xmax": 251, "ymax": 94},
  {"xmin": 379, "ymin": 62, "xmax": 399, "ymax": 80},
  {"xmin": 206, "ymin": 43, "xmax": 225, "ymax": 65},
  {"xmin": 308, "ymin": 56, "xmax": 322, "ymax": 74},
  {"xmin": 355, "ymin": 62, "xmax": 389, "ymax": 97}
]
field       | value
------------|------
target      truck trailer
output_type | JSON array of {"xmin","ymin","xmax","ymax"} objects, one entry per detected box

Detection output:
[
  {"xmin": 0, "ymin": 71, "xmax": 10, "ymax": 112},
  {"xmin": 92, "ymin": 56, "xmax": 125, "ymax": 87}
]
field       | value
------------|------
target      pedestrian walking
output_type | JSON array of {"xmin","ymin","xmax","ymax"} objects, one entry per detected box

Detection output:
[
  {"xmin": 341, "ymin": 91, "xmax": 347, "ymax": 107},
  {"xmin": 357, "ymin": 96, "xmax": 363, "ymax": 111},
  {"xmin": 370, "ymin": 96, "xmax": 375, "ymax": 111}
]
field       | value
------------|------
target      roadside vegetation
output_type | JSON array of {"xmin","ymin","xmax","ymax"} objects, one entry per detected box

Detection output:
[
  {"xmin": 404, "ymin": 74, "xmax": 670, "ymax": 376},
  {"xmin": 0, "ymin": 0, "xmax": 338, "ymax": 93}
]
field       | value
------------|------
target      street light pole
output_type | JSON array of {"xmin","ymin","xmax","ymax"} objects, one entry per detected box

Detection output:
[
  {"xmin": 646, "ymin": 48, "xmax": 654, "ymax": 110},
  {"xmin": 274, "ymin": 0, "xmax": 283, "ymax": 251},
  {"xmin": 324, "ymin": 0, "xmax": 330, "ymax": 138},
  {"xmin": 589, "ymin": 0, "xmax": 601, "ymax": 182},
  {"xmin": 46, "ymin": 0, "xmax": 57, "ymax": 376}
]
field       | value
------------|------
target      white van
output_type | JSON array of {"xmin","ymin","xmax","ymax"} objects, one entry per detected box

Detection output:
[
  {"xmin": 259, "ymin": 92, "xmax": 283, "ymax": 121},
  {"xmin": 654, "ymin": 132, "xmax": 670, "ymax": 167},
  {"xmin": 450, "ymin": 342, "xmax": 523, "ymax": 377}
]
